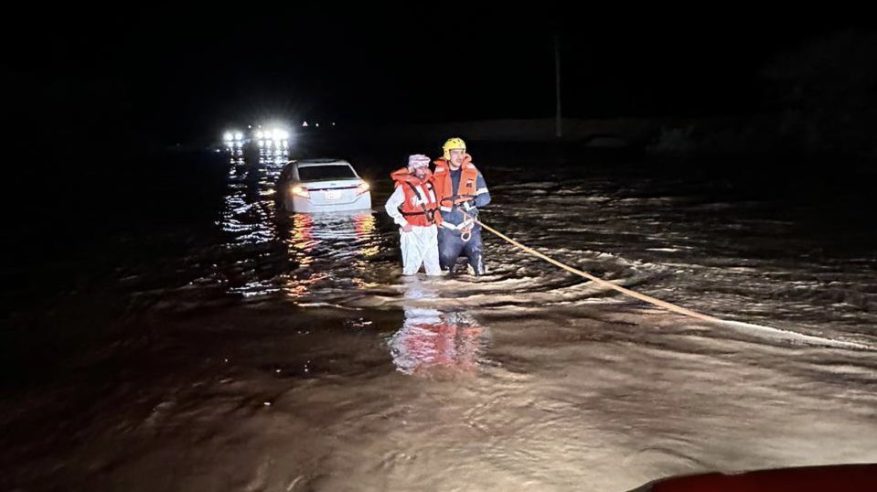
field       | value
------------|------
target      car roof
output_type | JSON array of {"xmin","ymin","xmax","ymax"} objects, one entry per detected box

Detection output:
[{"xmin": 295, "ymin": 159, "xmax": 351, "ymax": 167}]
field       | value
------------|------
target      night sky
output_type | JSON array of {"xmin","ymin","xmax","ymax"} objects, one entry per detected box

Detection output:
[{"xmin": 3, "ymin": 4, "xmax": 868, "ymax": 145}]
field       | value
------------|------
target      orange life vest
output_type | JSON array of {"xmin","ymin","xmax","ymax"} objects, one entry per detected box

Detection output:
[
  {"xmin": 432, "ymin": 155, "xmax": 480, "ymax": 212},
  {"xmin": 390, "ymin": 167, "xmax": 442, "ymax": 227}
]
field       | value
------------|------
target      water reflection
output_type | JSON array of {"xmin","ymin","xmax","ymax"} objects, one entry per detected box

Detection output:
[
  {"xmin": 278, "ymin": 211, "xmax": 381, "ymax": 300},
  {"xmin": 217, "ymin": 138, "xmax": 383, "ymax": 301},
  {"xmin": 258, "ymin": 145, "xmax": 289, "ymax": 166},
  {"xmin": 290, "ymin": 213, "xmax": 316, "ymax": 257},
  {"xmin": 389, "ymin": 279, "xmax": 490, "ymax": 376}
]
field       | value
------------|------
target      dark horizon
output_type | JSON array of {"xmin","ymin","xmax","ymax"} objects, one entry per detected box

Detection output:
[{"xmin": 5, "ymin": 5, "xmax": 872, "ymax": 146}]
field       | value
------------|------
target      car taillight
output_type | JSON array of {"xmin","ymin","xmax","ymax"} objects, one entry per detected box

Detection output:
[
  {"xmin": 291, "ymin": 185, "xmax": 310, "ymax": 198},
  {"xmin": 356, "ymin": 181, "xmax": 370, "ymax": 195}
]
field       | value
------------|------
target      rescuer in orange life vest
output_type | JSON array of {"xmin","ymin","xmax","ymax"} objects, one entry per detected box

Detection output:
[
  {"xmin": 432, "ymin": 138, "xmax": 491, "ymax": 275},
  {"xmin": 384, "ymin": 154, "xmax": 443, "ymax": 276}
]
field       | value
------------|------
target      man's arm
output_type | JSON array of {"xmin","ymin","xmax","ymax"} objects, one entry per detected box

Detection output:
[
  {"xmin": 473, "ymin": 172, "xmax": 490, "ymax": 208},
  {"xmin": 384, "ymin": 186, "xmax": 409, "ymax": 227}
]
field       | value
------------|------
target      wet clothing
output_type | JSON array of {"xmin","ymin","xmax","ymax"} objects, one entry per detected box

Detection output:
[
  {"xmin": 432, "ymin": 156, "xmax": 490, "ymax": 274},
  {"xmin": 388, "ymin": 167, "xmax": 442, "ymax": 228},
  {"xmin": 438, "ymin": 222, "xmax": 485, "ymax": 275},
  {"xmin": 385, "ymin": 168, "xmax": 442, "ymax": 276},
  {"xmin": 433, "ymin": 157, "xmax": 490, "ymax": 226},
  {"xmin": 398, "ymin": 223, "xmax": 441, "ymax": 276}
]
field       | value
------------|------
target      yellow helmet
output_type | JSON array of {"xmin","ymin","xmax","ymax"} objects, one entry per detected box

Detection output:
[{"xmin": 442, "ymin": 137, "xmax": 466, "ymax": 160}]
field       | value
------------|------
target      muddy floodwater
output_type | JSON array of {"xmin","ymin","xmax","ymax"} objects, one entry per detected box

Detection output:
[{"xmin": 2, "ymin": 147, "xmax": 875, "ymax": 491}]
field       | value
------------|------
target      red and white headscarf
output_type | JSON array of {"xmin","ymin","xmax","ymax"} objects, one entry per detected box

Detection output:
[{"xmin": 408, "ymin": 154, "xmax": 431, "ymax": 169}]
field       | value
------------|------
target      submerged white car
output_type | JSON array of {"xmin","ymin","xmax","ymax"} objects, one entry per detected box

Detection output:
[{"xmin": 276, "ymin": 159, "xmax": 372, "ymax": 213}]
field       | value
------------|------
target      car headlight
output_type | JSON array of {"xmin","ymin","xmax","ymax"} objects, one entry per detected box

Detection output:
[{"xmin": 291, "ymin": 185, "xmax": 310, "ymax": 198}]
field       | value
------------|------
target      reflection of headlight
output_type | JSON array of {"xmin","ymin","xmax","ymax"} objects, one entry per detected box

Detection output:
[
  {"xmin": 255, "ymin": 130, "xmax": 263, "ymax": 139},
  {"xmin": 282, "ymin": 140, "xmax": 288, "ymax": 148},
  {"xmin": 258, "ymin": 140, "xmax": 264, "ymax": 147}
]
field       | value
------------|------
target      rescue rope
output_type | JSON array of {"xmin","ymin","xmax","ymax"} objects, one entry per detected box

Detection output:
[{"xmin": 465, "ymin": 212, "xmax": 874, "ymax": 351}]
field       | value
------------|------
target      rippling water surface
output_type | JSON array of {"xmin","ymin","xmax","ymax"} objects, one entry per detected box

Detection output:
[{"xmin": 2, "ymin": 150, "xmax": 875, "ymax": 491}]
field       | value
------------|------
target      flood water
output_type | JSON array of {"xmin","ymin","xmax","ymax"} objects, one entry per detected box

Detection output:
[{"xmin": 2, "ymin": 141, "xmax": 876, "ymax": 491}]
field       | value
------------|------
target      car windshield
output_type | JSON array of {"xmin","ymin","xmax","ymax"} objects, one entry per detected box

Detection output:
[{"xmin": 297, "ymin": 165, "xmax": 356, "ymax": 181}]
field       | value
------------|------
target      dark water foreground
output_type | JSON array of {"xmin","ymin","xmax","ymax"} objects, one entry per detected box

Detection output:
[{"xmin": 2, "ymin": 145, "xmax": 875, "ymax": 491}]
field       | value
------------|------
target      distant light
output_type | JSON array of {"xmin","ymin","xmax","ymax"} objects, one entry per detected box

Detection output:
[
  {"xmin": 269, "ymin": 128, "xmax": 289, "ymax": 141},
  {"xmin": 302, "ymin": 121, "xmax": 309, "ymax": 127},
  {"xmin": 332, "ymin": 122, "xmax": 336, "ymax": 127},
  {"xmin": 255, "ymin": 130, "xmax": 264, "ymax": 139},
  {"xmin": 223, "ymin": 132, "xmax": 233, "ymax": 141},
  {"xmin": 234, "ymin": 131, "xmax": 243, "ymax": 140},
  {"xmin": 248, "ymin": 125, "xmax": 252, "ymax": 129},
  {"xmin": 282, "ymin": 140, "xmax": 288, "ymax": 148},
  {"xmin": 315, "ymin": 123, "xmax": 319, "ymax": 128},
  {"xmin": 258, "ymin": 140, "xmax": 264, "ymax": 147}
]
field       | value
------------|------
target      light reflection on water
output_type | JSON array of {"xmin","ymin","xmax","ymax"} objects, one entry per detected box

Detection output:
[{"xmin": 389, "ymin": 279, "xmax": 490, "ymax": 376}]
